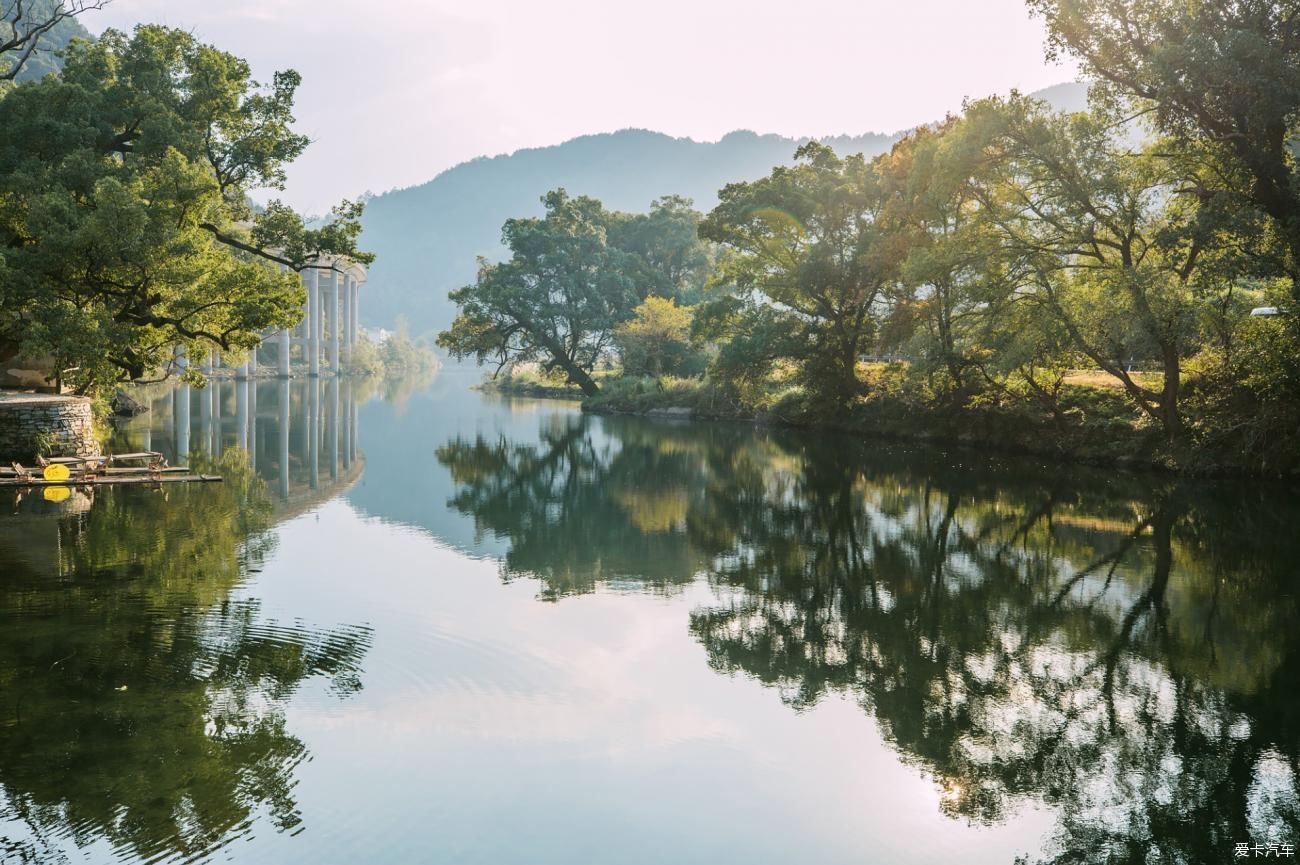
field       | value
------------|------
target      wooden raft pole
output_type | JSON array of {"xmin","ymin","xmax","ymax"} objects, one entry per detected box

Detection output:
[
  {"xmin": 0, "ymin": 474, "xmax": 222, "ymax": 488},
  {"xmin": 1, "ymin": 451, "xmax": 222, "ymax": 486}
]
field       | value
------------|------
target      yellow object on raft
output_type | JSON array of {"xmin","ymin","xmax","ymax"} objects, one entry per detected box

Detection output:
[{"xmin": 42, "ymin": 463, "xmax": 71, "ymax": 481}]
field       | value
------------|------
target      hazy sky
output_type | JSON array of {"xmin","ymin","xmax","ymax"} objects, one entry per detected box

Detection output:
[{"xmin": 89, "ymin": 0, "xmax": 1077, "ymax": 214}]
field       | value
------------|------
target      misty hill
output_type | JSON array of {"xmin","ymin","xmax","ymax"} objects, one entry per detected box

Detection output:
[
  {"xmin": 5, "ymin": 0, "xmax": 94, "ymax": 83},
  {"xmin": 357, "ymin": 82, "xmax": 1089, "ymax": 338}
]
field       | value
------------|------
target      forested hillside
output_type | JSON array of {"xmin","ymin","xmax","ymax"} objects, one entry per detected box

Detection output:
[
  {"xmin": 359, "ymin": 82, "xmax": 1088, "ymax": 337},
  {"xmin": 3, "ymin": 0, "xmax": 93, "ymax": 82}
]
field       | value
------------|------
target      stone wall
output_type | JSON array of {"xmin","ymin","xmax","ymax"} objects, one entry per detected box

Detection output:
[{"xmin": 0, "ymin": 393, "xmax": 98, "ymax": 461}]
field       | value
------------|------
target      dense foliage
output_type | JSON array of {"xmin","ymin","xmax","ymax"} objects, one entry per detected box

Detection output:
[
  {"xmin": 0, "ymin": 13, "xmax": 371, "ymax": 392},
  {"xmin": 437, "ymin": 190, "xmax": 708, "ymax": 395}
]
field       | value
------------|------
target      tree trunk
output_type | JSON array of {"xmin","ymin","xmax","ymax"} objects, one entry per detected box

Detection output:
[
  {"xmin": 534, "ymin": 331, "xmax": 600, "ymax": 396},
  {"xmin": 1159, "ymin": 347, "xmax": 1184, "ymax": 441},
  {"xmin": 564, "ymin": 363, "xmax": 599, "ymax": 397}
]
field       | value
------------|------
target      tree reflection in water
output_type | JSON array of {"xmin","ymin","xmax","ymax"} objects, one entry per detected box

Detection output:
[
  {"xmin": 438, "ymin": 414, "xmax": 1300, "ymax": 862},
  {"xmin": 0, "ymin": 451, "xmax": 372, "ymax": 864}
]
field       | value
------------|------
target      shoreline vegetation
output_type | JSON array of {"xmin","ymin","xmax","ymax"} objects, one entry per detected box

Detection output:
[{"xmin": 479, "ymin": 365, "xmax": 1295, "ymax": 478}]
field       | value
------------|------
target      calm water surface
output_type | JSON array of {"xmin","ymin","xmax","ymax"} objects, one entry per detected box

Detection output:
[{"xmin": 1, "ymin": 372, "xmax": 1297, "ymax": 864}]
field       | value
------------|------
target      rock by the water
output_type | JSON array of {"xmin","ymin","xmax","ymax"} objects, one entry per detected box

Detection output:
[{"xmin": 112, "ymin": 389, "xmax": 147, "ymax": 416}]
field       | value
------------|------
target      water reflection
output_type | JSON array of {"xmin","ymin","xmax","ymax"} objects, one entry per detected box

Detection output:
[
  {"xmin": 0, "ymin": 379, "xmax": 377, "ymax": 863},
  {"xmin": 438, "ymin": 413, "xmax": 1300, "ymax": 861},
  {"xmin": 117, "ymin": 377, "xmax": 365, "ymax": 508}
]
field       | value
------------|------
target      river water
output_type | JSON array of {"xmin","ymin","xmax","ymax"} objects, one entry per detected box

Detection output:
[{"xmin": 1, "ymin": 372, "xmax": 1297, "ymax": 864}]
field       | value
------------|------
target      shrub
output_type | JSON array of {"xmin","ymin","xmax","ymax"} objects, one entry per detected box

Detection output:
[{"xmin": 614, "ymin": 296, "xmax": 708, "ymax": 378}]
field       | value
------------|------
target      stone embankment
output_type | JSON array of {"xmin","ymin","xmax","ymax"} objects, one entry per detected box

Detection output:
[{"xmin": 0, "ymin": 393, "xmax": 97, "ymax": 460}]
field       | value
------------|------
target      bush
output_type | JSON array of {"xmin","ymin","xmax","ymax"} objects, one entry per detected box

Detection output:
[
  {"xmin": 614, "ymin": 296, "xmax": 708, "ymax": 378},
  {"xmin": 1183, "ymin": 316, "xmax": 1300, "ymax": 472}
]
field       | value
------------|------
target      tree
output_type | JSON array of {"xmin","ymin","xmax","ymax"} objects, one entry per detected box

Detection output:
[
  {"xmin": 698, "ymin": 142, "xmax": 902, "ymax": 408},
  {"xmin": 437, "ymin": 190, "xmax": 641, "ymax": 396},
  {"xmin": 0, "ymin": 25, "xmax": 371, "ymax": 391},
  {"xmin": 605, "ymin": 195, "xmax": 711, "ymax": 304},
  {"xmin": 1028, "ymin": 0, "xmax": 1300, "ymax": 303},
  {"xmin": 878, "ymin": 119, "xmax": 1020, "ymax": 404},
  {"xmin": 966, "ymin": 95, "xmax": 1204, "ymax": 438},
  {"xmin": 614, "ymin": 295, "xmax": 699, "ymax": 378}
]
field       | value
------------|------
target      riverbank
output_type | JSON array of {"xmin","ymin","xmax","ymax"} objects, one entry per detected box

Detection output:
[{"xmin": 485, "ymin": 372, "xmax": 1299, "ymax": 478}]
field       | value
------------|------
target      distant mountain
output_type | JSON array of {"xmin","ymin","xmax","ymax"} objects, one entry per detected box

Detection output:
[
  {"xmin": 357, "ymin": 82, "xmax": 1090, "ymax": 338},
  {"xmin": 5, "ymin": 0, "xmax": 93, "ymax": 83}
]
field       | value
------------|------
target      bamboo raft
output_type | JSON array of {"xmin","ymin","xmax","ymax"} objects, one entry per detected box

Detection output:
[{"xmin": 0, "ymin": 451, "xmax": 223, "ymax": 487}]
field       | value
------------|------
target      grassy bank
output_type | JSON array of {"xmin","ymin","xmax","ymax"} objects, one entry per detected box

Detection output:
[
  {"xmin": 567, "ymin": 363, "xmax": 1300, "ymax": 477},
  {"xmin": 476, "ymin": 367, "xmax": 621, "ymax": 400}
]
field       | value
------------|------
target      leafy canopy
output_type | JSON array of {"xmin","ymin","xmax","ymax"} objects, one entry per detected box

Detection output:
[
  {"xmin": 698, "ymin": 141, "xmax": 904, "ymax": 407},
  {"xmin": 1029, "ymin": 0, "xmax": 1300, "ymax": 301},
  {"xmin": 0, "ymin": 24, "xmax": 371, "ymax": 390},
  {"xmin": 438, "ymin": 190, "xmax": 707, "ymax": 395}
]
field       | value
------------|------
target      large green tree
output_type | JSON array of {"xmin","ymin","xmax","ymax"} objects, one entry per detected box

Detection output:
[
  {"xmin": 438, "ymin": 190, "xmax": 645, "ymax": 395},
  {"xmin": 698, "ymin": 142, "xmax": 903, "ymax": 408},
  {"xmin": 0, "ymin": 24, "xmax": 371, "ymax": 391},
  {"xmin": 1029, "ymin": 0, "xmax": 1300, "ymax": 303},
  {"xmin": 605, "ymin": 194, "xmax": 711, "ymax": 304},
  {"xmin": 964, "ymin": 95, "xmax": 1207, "ymax": 438},
  {"xmin": 878, "ymin": 119, "xmax": 1022, "ymax": 404}
]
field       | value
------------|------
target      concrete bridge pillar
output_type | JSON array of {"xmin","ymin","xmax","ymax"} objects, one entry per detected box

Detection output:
[
  {"xmin": 342, "ymin": 274, "xmax": 354, "ymax": 368},
  {"xmin": 174, "ymin": 384, "xmax": 190, "ymax": 462},
  {"xmin": 328, "ymin": 270, "xmax": 340, "ymax": 375},
  {"xmin": 278, "ymin": 327, "xmax": 291, "ymax": 378},
  {"xmin": 210, "ymin": 382, "xmax": 222, "ymax": 456},
  {"xmin": 352, "ymin": 278, "xmax": 361, "ymax": 351},
  {"xmin": 308, "ymin": 269, "xmax": 321, "ymax": 377}
]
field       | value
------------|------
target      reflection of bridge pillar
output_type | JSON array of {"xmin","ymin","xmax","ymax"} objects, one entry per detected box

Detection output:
[
  {"xmin": 175, "ymin": 384, "xmax": 191, "ymax": 462},
  {"xmin": 342, "ymin": 385, "xmax": 351, "ymax": 468},
  {"xmin": 236, "ymin": 378, "xmax": 249, "ymax": 450},
  {"xmin": 141, "ymin": 393, "xmax": 154, "ymax": 453},
  {"xmin": 278, "ymin": 378, "xmax": 291, "ymax": 499},
  {"xmin": 308, "ymin": 269, "xmax": 320, "ymax": 378},
  {"xmin": 309, "ymin": 378, "xmax": 320, "ymax": 490},
  {"xmin": 328, "ymin": 376, "xmax": 339, "ymax": 481},
  {"xmin": 299, "ymin": 380, "xmax": 311, "ymax": 459},
  {"xmin": 349, "ymin": 383, "xmax": 358, "ymax": 463},
  {"xmin": 248, "ymin": 380, "xmax": 258, "ymax": 469},
  {"xmin": 211, "ymin": 383, "xmax": 222, "ymax": 457}
]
